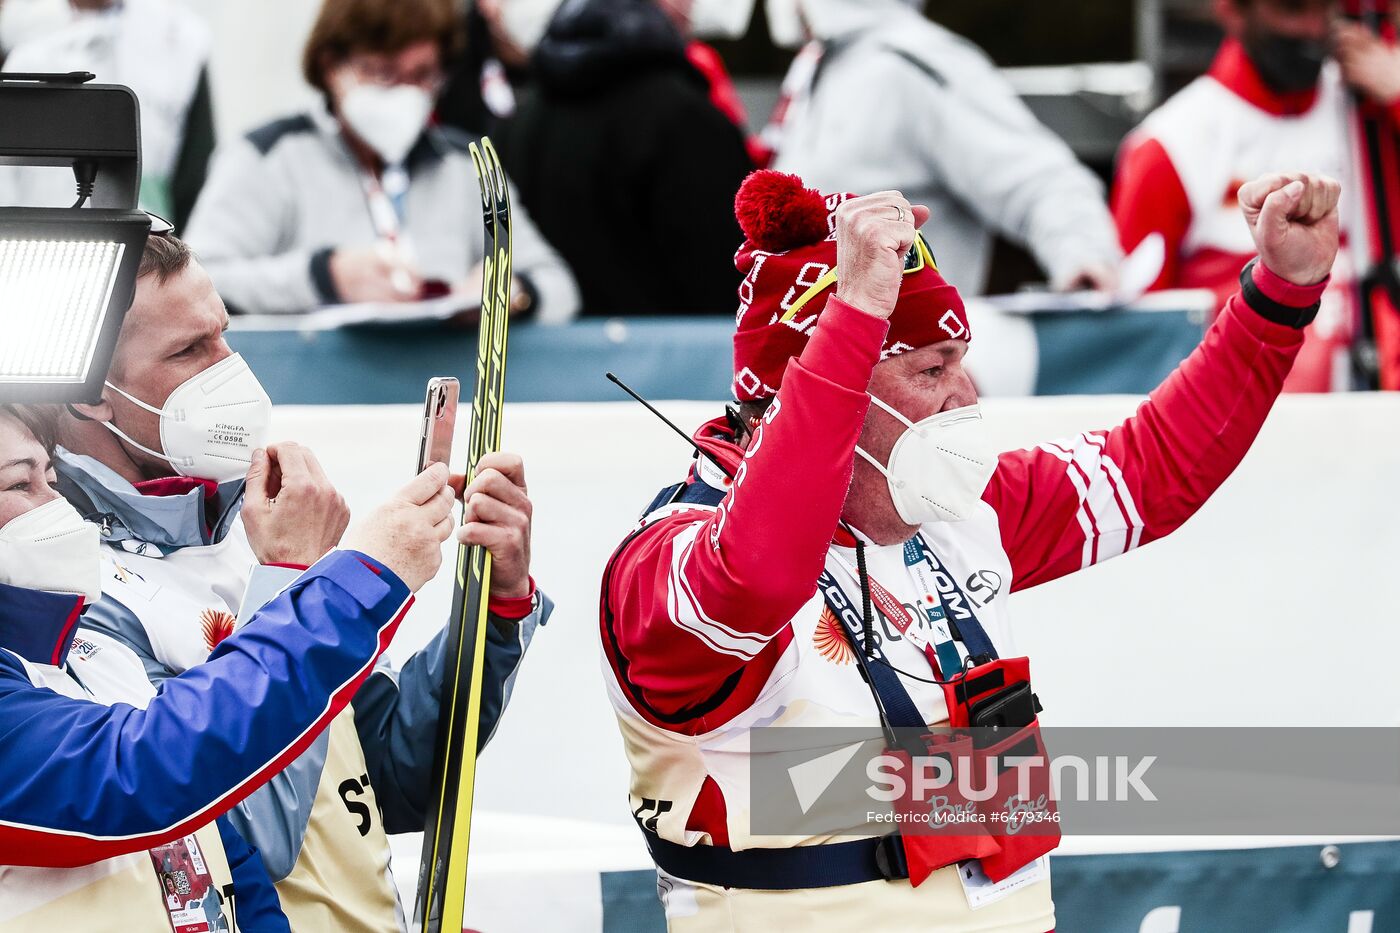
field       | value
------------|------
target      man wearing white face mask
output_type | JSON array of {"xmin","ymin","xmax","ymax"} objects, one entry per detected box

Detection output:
[
  {"xmin": 184, "ymin": 0, "xmax": 579, "ymax": 322},
  {"xmin": 0, "ymin": 403, "xmax": 460, "ymax": 931},
  {"xmin": 52, "ymin": 233, "xmax": 555, "ymax": 931},
  {"xmin": 599, "ymin": 168, "xmax": 1341, "ymax": 930}
]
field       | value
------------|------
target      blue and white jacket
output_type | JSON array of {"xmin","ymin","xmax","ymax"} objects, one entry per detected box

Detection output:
[
  {"xmin": 55, "ymin": 450, "xmax": 550, "ymax": 931},
  {"xmin": 0, "ymin": 547, "xmax": 415, "ymax": 929}
]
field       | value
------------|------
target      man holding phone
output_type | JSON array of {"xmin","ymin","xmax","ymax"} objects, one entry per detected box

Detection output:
[
  {"xmin": 49, "ymin": 233, "xmax": 550, "ymax": 932},
  {"xmin": 601, "ymin": 168, "xmax": 1340, "ymax": 931}
]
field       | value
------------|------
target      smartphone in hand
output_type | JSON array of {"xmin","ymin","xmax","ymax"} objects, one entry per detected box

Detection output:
[{"xmin": 417, "ymin": 377, "xmax": 459, "ymax": 474}]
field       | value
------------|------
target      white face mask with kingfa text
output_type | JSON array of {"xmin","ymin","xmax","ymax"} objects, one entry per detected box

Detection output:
[
  {"xmin": 102, "ymin": 353, "xmax": 273, "ymax": 485},
  {"xmin": 855, "ymin": 399, "xmax": 997, "ymax": 525}
]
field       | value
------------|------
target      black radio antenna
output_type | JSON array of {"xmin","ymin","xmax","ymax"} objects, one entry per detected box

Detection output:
[{"xmin": 605, "ymin": 372, "xmax": 735, "ymax": 480}]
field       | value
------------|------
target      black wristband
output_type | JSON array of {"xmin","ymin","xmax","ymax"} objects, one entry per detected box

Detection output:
[
  {"xmin": 1239, "ymin": 259, "xmax": 1319, "ymax": 329},
  {"xmin": 309, "ymin": 246, "xmax": 341, "ymax": 305}
]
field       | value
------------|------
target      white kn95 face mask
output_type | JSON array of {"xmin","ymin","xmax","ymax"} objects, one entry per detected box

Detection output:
[
  {"xmin": 0, "ymin": 498, "xmax": 102, "ymax": 603},
  {"xmin": 102, "ymin": 353, "xmax": 272, "ymax": 484},
  {"xmin": 340, "ymin": 82, "xmax": 434, "ymax": 166},
  {"xmin": 855, "ymin": 398, "xmax": 997, "ymax": 525}
]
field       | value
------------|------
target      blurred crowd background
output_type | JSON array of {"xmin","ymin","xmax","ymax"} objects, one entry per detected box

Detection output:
[{"xmin": 2, "ymin": 0, "xmax": 1396, "ymax": 395}]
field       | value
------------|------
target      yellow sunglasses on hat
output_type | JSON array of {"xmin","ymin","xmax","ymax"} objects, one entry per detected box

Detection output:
[{"xmin": 779, "ymin": 233, "xmax": 938, "ymax": 324}]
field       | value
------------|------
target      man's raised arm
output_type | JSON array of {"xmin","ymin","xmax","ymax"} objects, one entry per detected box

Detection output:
[
  {"xmin": 987, "ymin": 173, "xmax": 1342, "ymax": 590},
  {"xmin": 605, "ymin": 192, "xmax": 928, "ymax": 729}
]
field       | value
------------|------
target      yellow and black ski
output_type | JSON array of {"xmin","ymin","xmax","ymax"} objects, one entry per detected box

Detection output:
[{"xmin": 415, "ymin": 137, "xmax": 513, "ymax": 933}]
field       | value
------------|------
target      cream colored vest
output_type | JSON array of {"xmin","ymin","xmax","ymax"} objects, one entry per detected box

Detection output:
[
  {"xmin": 0, "ymin": 639, "xmax": 235, "ymax": 932},
  {"xmin": 274, "ymin": 709, "xmax": 401, "ymax": 933},
  {"xmin": 95, "ymin": 520, "xmax": 402, "ymax": 932}
]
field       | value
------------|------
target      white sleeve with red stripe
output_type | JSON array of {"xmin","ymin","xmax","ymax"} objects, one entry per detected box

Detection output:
[
  {"xmin": 986, "ymin": 288, "xmax": 1305, "ymax": 592},
  {"xmin": 1111, "ymin": 132, "xmax": 1193, "ymax": 291}
]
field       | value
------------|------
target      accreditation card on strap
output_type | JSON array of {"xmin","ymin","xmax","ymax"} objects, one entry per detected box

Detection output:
[
  {"xmin": 147, "ymin": 834, "xmax": 222, "ymax": 933},
  {"xmin": 958, "ymin": 856, "xmax": 1048, "ymax": 911}
]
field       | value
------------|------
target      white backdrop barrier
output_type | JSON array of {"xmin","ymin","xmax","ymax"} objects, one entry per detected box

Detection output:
[{"xmin": 270, "ymin": 395, "xmax": 1400, "ymax": 930}]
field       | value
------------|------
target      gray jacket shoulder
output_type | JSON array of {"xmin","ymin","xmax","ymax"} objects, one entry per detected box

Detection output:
[
  {"xmin": 245, "ymin": 114, "xmax": 318, "ymax": 157},
  {"xmin": 833, "ymin": 15, "xmax": 998, "ymax": 92}
]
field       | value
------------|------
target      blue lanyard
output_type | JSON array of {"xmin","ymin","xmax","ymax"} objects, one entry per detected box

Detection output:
[
  {"xmin": 902, "ymin": 535, "xmax": 999, "ymax": 664},
  {"xmin": 817, "ymin": 535, "xmax": 999, "ymax": 745}
]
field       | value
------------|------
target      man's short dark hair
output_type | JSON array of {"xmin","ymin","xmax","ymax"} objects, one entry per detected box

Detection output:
[
  {"xmin": 138, "ymin": 233, "xmax": 194, "ymax": 285},
  {"xmin": 0, "ymin": 404, "xmax": 61, "ymax": 454}
]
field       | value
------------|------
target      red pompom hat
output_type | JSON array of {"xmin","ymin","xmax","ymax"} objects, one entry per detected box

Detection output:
[{"xmin": 731, "ymin": 171, "xmax": 971, "ymax": 401}]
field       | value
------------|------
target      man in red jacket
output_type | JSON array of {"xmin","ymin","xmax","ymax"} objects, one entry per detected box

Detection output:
[
  {"xmin": 1113, "ymin": 0, "xmax": 1400, "ymax": 391},
  {"xmin": 600, "ymin": 168, "xmax": 1339, "ymax": 931}
]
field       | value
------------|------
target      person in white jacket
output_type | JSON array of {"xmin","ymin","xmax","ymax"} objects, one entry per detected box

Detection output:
[{"xmin": 767, "ymin": 0, "xmax": 1123, "ymax": 297}]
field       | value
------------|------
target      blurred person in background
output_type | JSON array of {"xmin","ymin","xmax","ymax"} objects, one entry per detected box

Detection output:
[
  {"xmin": 0, "ymin": 0, "xmax": 214, "ymax": 229},
  {"xmin": 654, "ymin": 0, "xmax": 772, "ymax": 166},
  {"xmin": 765, "ymin": 0, "xmax": 1123, "ymax": 298},
  {"xmin": 473, "ymin": 0, "xmax": 754, "ymax": 316},
  {"xmin": 0, "ymin": 403, "xmax": 455, "ymax": 931},
  {"xmin": 51, "ymin": 232, "xmax": 554, "ymax": 931},
  {"xmin": 441, "ymin": 0, "xmax": 770, "ymax": 165},
  {"xmin": 184, "ymin": 0, "xmax": 580, "ymax": 322},
  {"xmin": 1114, "ymin": 0, "xmax": 1400, "ymax": 392}
]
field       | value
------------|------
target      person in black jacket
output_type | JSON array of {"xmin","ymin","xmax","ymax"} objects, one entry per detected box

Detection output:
[{"xmin": 467, "ymin": 0, "xmax": 754, "ymax": 317}]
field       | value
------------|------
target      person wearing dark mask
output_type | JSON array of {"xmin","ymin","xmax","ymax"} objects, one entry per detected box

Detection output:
[
  {"xmin": 1112, "ymin": 0, "xmax": 1400, "ymax": 392},
  {"xmin": 470, "ymin": 0, "xmax": 754, "ymax": 316},
  {"xmin": 1241, "ymin": 6, "xmax": 1332, "ymax": 91}
]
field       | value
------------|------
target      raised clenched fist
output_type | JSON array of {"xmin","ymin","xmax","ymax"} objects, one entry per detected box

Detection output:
[
  {"xmin": 1239, "ymin": 172, "xmax": 1342, "ymax": 287},
  {"xmin": 832, "ymin": 192, "xmax": 932, "ymax": 321}
]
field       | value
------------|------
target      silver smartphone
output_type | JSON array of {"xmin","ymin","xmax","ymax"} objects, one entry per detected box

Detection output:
[{"xmin": 416, "ymin": 377, "xmax": 459, "ymax": 474}]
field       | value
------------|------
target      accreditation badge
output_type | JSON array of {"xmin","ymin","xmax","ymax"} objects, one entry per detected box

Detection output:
[{"xmin": 147, "ymin": 835, "xmax": 225, "ymax": 933}]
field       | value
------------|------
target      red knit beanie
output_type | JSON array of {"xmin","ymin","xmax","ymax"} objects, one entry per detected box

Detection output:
[{"xmin": 731, "ymin": 171, "xmax": 970, "ymax": 401}]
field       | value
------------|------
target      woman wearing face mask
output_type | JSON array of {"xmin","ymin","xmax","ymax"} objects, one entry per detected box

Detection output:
[
  {"xmin": 599, "ymin": 169, "xmax": 1340, "ymax": 931},
  {"xmin": 183, "ymin": 0, "xmax": 580, "ymax": 322},
  {"xmin": 0, "ymin": 404, "xmax": 456, "ymax": 931}
]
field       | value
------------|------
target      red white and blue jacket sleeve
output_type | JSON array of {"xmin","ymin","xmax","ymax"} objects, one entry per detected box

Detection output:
[
  {"xmin": 985, "ymin": 263, "xmax": 1319, "ymax": 592},
  {"xmin": 0, "ymin": 549, "xmax": 413, "ymax": 868},
  {"xmin": 604, "ymin": 297, "xmax": 887, "ymax": 735}
]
